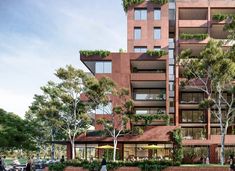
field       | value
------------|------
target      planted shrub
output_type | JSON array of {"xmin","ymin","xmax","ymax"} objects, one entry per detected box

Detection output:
[
  {"xmin": 79, "ymin": 50, "xmax": 110, "ymax": 58},
  {"xmin": 212, "ymin": 14, "xmax": 227, "ymax": 21},
  {"xmin": 122, "ymin": 0, "xmax": 145, "ymax": 12},
  {"xmin": 179, "ymin": 33, "xmax": 208, "ymax": 40},
  {"xmin": 132, "ymin": 114, "xmax": 170, "ymax": 125},
  {"xmin": 150, "ymin": 0, "xmax": 168, "ymax": 5},
  {"xmin": 146, "ymin": 50, "xmax": 167, "ymax": 57}
]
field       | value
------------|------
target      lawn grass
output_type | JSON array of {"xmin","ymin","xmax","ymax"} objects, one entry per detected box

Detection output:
[{"xmin": 5, "ymin": 158, "xmax": 27, "ymax": 165}]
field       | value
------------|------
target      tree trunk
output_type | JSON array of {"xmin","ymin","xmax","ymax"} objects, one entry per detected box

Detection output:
[
  {"xmin": 51, "ymin": 129, "xmax": 55, "ymax": 160},
  {"xmin": 71, "ymin": 140, "xmax": 75, "ymax": 159},
  {"xmin": 220, "ymin": 130, "xmax": 226, "ymax": 165},
  {"xmin": 113, "ymin": 138, "xmax": 117, "ymax": 161}
]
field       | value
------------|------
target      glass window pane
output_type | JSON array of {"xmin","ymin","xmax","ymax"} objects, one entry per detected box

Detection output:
[
  {"xmin": 134, "ymin": 27, "xmax": 141, "ymax": 40},
  {"xmin": 154, "ymin": 46, "xmax": 161, "ymax": 51},
  {"xmin": 134, "ymin": 9, "xmax": 147, "ymax": 20},
  {"xmin": 154, "ymin": 28, "xmax": 161, "ymax": 40},
  {"xmin": 154, "ymin": 9, "xmax": 161, "ymax": 20},
  {"xmin": 95, "ymin": 62, "xmax": 103, "ymax": 73},
  {"xmin": 104, "ymin": 62, "xmax": 112, "ymax": 73},
  {"xmin": 169, "ymin": 49, "xmax": 174, "ymax": 59},
  {"xmin": 134, "ymin": 47, "xmax": 147, "ymax": 52}
]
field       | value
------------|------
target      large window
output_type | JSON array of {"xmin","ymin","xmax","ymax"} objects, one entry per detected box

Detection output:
[
  {"xmin": 154, "ymin": 46, "xmax": 161, "ymax": 51},
  {"xmin": 134, "ymin": 27, "xmax": 141, "ymax": 40},
  {"xmin": 181, "ymin": 110, "xmax": 205, "ymax": 123},
  {"xmin": 133, "ymin": 89, "xmax": 166, "ymax": 100},
  {"xmin": 135, "ymin": 108, "xmax": 166, "ymax": 114},
  {"xmin": 154, "ymin": 9, "xmax": 161, "ymax": 20},
  {"xmin": 75, "ymin": 144, "xmax": 98, "ymax": 160},
  {"xmin": 134, "ymin": 9, "xmax": 147, "ymax": 20},
  {"xmin": 95, "ymin": 62, "xmax": 112, "ymax": 73},
  {"xmin": 181, "ymin": 92, "xmax": 204, "ymax": 103},
  {"xmin": 134, "ymin": 46, "xmax": 147, "ymax": 52},
  {"xmin": 182, "ymin": 127, "xmax": 205, "ymax": 140},
  {"xmin": 154, "ymin": 28, "xmax": 161, "ymax": 40},
  {"xmin": 211, "ymin": 128, "xmax": 221, "ymax": 135},
  {"xmin": 96, "ymin": 102, "xmax": 112, "ymax": 114}
]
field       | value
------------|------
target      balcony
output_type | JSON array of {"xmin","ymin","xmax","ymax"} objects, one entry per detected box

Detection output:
[
  {"xmin": 179, "ymin": 8, "xmax": 208, "ymax": 20},
  {"xmin": 131, "ymin": 73, "xmax": 166, "ymax": 81},
  {"xmin": 179, "ymin": 20, "xmax": 208, "ymax": 28}
]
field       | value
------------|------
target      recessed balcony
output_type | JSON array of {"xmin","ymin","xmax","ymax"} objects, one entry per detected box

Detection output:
[{"xmin": 179, "ymin": 8, "xmax": 208, "ymax": 20}]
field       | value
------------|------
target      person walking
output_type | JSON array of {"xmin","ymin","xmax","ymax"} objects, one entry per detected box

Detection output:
[
  {"xmin": 60, "ymin": 156, "xmax": 65, "ymax": 163},
  {"xmin": 0, "ymin": 157, "xmax": 3, "ymax": 171},
  {"xmin": 230, "ymin": 155, "xmax": 235, "ymax": 171},
  {"xmin": 100, "ymin": 156, "xmax": 107, "ymax": 171},
  {"xmin": 26, "ymin": 159, "xmax": 32, "ymax": 171}
]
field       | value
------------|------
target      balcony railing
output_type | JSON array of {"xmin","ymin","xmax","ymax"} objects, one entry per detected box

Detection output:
[{"xmin": 134, "ymin": 93, "xmax": 166, "ymax": 101}]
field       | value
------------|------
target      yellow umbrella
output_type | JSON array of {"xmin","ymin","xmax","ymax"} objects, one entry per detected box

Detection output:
[
  {"xmin": 96, "ymin": 145, "xmax": 119, "ymax": 160},
  {"xmin": 143, "ymin": 144, "xmax": 162, "ymax": 149},
  {"xmin": 96, "ymin": 145, "xmax": 119, "ymax": 149}
]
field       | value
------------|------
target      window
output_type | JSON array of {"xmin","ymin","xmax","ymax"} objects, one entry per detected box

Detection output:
[
  {"xmin": 134, "ymin": 27, "xmax": 141, "ymax": 40},
  {"xmin": 134, "ymin": 9, "xmax": 147, "ymax": 20},
  {"xmin": 134, "ymin": 46, "xmax": 147, "ymax": 52},
  {"xmin": 169, "ymin": 49, "xmax": 174, "ymax": 59},
  {"xmin": 133, "ymin": 89, "xmax": 166, "ymax": 100},
  {"xmin": 135, "ymin": 108, "xmax": 166, "ymax": 114},
  {"xmin": 181, "ymin": 110, "xmax": 205, "ymax": 123},
  {"xmin": 182, "ymin": 127, "xmax": 205, "ymax": 140},
  {"xmin": 169, "ymin": 66, "xmax": 174, "ymax": 75},
  {"xmin": 95, "ymin": 62, "xmax": 112, "ymax": 73},
  {"xmin": 154, "ymin": 28, "xmax": 161, "ymax": 40},
  {"xmin": 96, "ymin": 102, "xmax": 112, "ymax": 114},
  {"xmin": 154, "ymin": 9, "xmax": 161, "ymax": 20},
  {"xmin": 181, "ymin": 93, "xmax": 204, "ymax": 103},
  {"xmin": 154, "ymin": 46, "xmax": 161, "ymax": 51}
]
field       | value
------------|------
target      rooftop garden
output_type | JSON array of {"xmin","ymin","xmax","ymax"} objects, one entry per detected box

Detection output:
[
  {"xmin": 122, "ymin": 0, "xmax": 168, "ymax": 13},
  {"xmin": 79, "ymin": 50, "xmax": 110, "ymax": 58}
]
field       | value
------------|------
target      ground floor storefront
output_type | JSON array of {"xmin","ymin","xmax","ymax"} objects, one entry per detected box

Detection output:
[{"xmin": 70, "ymin": 143, "xmax": 173, "ymax": 161}]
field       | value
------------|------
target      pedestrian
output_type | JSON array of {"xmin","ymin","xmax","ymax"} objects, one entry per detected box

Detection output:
[
  {"xmin": 100, "ymin": 155, "xmax": 107, "ymax": 171},
  {"xmin": 60, "ymin": 155, "xmax": 65, "ymax": 163},
  {"xmin": 0, "ymin": 157, "xmax": 3, "ymax": 171},
  {"xmin": 1, "ymin": 156, "xmax": 6, "ymax": 171},
  {"xmin": 229, "ymin": 155, "xmax": 235, "ymax": 171},
  {"xmin": 26, "ymin": 159, "xmax": 32, "ymax": 171}
]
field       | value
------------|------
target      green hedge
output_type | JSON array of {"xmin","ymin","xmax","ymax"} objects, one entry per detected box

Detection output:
[
  {"xmin": 212, "ymin": 14, "xmax": 235, "ymax": 22},
  {"xmin": 49, "ymin": 159, "xmax": 173, "ymax": 171},
  {"xmin": 146, "ymin": 50, "xmax": 167, "ymax": 57},
  {"xmin": 179, "ymin": 33, "xmax": 208, "ymax": 40},
  {"xmin": 79, "ymin": 50, "xmax": 110, "ymax": 58},
  {"xmin": 132, "ymin": 114, "xmax": 170, "ymax": 125}
]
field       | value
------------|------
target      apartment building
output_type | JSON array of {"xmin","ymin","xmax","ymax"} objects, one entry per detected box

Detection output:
[{"xmin": 68, "ymin": 0, "xmax": 235, "ymax": 163}]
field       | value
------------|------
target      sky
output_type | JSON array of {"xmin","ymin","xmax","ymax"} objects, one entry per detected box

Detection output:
[{"xmin": 0, "ymin": 0, "xmax": 127, "ymax": 117}]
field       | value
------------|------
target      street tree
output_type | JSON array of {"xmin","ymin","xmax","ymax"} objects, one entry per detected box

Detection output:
[
  {"xmin": 178, "ymin": 39, "xmax": 235, "ymax": 165},
  {"xmin": 85, "ymin": 77, "xmax": 133, "ymax": 161},
  {"xmin": 0, "ymin": 108, "xmax": 38, "ymax": 152},
  {"xmin": 29, "ymin": 65, "xmax": 92, "ymax": 159}
]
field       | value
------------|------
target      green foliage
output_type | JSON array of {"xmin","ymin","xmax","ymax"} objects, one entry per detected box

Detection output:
[
  {"xmin": 49, "ymin": 159, "xmax": 173, "ymax": 171},
  {"xmin": 146, "ymin": 50, "xmax": 168, "ymax": 57},
  {"xmin": 172, "ymin": 129, "xmax": 183, "ymax": 165},
  {"xmin": 79, "ymin": 50, "xmax": 110, "ymax": 58},
  {"xmin": 150, "ymin": 0, "xmax": 168, "ymax": 4},
  {"xmin": 199, "ymin": 99, "xmax": 215, "ymax": 109},
  {"xmin": 48, "ymin": 163, "xmax": 66, "ymax": 171},
  {"xmin": 132, "ymin": 114, "xmax": 170, "ymax": 125},
  {"xmin": 179, "ymin": 33, "xmax": 208, "ymax": 40},
  {"xmin": 122, "ymin": 0, "xmax": 145, "ymax": 12},
  {"xmin": 212, "ymin": 14, "xmax": 235, "ymax": 22},
  {"xmin": 0, "ymin": 108, "xmax": 38, "ymax": 151},
  {"xmin": 132, "ymin": 126, "xmax": 144, "ymax": 135}
]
